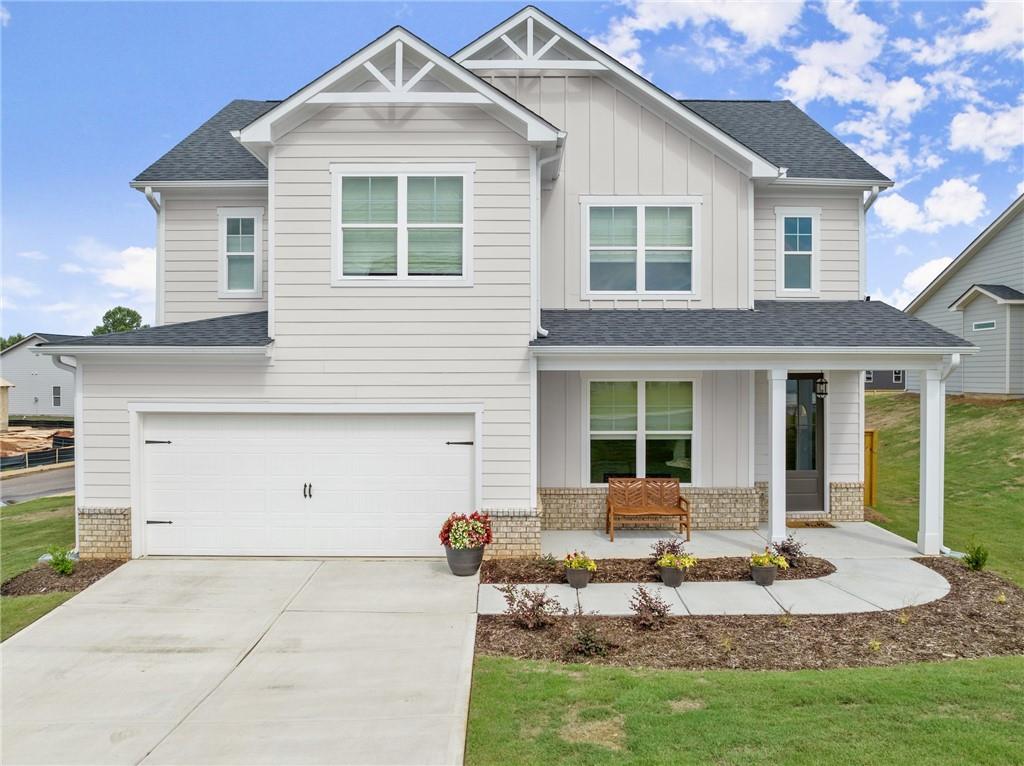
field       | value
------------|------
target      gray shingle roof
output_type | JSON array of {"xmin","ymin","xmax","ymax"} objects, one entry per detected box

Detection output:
[
  {"xmin": 681, "ymin": 100, "xmax": 891, "ymax": 183},
  {"xmin": 533, "ymin": 301, "xmax": 971, "ymax": 349},
  {"xmin": 34, "ymin": 333, "xmax": 79, "ymax": 343},
  {"xmin": 975, "ymin": 284, "xmax": 1024, "ymax": 301},
  {"xmin": 38, "ymin": 312, "xmax": 271, "ymax": 348},
  {"xmin": 133, "ymin": 100, "xmax": 278, "ymax": 183}
]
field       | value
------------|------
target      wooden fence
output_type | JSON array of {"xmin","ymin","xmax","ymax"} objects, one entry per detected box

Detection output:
[{"xmin": 863, "ymin": 428, "xmax": 879, "ymax": 507}]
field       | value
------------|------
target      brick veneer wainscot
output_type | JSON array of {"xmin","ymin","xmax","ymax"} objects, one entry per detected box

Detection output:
[
  {"xmin": 78, "ymin": 507, "xmax": 131, "ymax": 560},
  {"xmin": 483, "ymin": 508, "xmax": 541, "ymax": 559}
]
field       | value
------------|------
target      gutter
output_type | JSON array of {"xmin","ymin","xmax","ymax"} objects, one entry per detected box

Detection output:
[
  {"xmin": 863, "ymin": 185, "xmax": 880, "ymax": 212},
  {"xmin": 33, "ymin": 345, "xmax": 271, "ymax": 357},
  {"xmin": 143, "ymin": 186, "xmax": 161, "ymax": 213}
]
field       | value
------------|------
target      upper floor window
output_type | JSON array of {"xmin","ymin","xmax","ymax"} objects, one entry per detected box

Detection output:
[
  {"xmin": 52, "ymin": 386, "xmax": 61, "ymax": 407},
  {"xmin": 217, "ymin": 207, "xmax": 263, "ymax": 299},
  {"xmin": 582, "ymin": 196, "xmax": 701, "ymax": 296},
  {"xmin": 972, "ymin": 320, "xmax": 996, "ymax": 331},
  {"xmin": 331, "ymin": 164, "xmax": 474, "ymax": 286},
  {"xmin": 775, "ymin": 207, "xmax": 820, "ymax": 295}
]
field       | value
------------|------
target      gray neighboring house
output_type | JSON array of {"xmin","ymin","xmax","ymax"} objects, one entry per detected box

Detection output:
[
  {"xmin": 0, "ymin": 333, "xmax": 78, "ymax": 417},
  {"xmin": 865, "ymin": 369, "xmax": 905, "ymax": 390},
  {"xmin": 35, "ymin": 6, "xmax": 974, "ymax": 561},
  {"xmin": 906, "ymin": 194, "xmax": 1024, "ymax": 397}
]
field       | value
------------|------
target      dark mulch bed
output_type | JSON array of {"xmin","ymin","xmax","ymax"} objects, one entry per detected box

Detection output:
[
  {"xmin": 481, "ymin": 556, "xmax": 835, "ymax": 584},
  {"xmin": 1, "ymin": 560, "xmax": 123, "ymax": 597},
  {"xmin": 476, "ymin": 558, "xmax": 1024, "ymax": 670}
]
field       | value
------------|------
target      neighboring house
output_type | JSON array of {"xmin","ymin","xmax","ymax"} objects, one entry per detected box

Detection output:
[
  {"xmin": 1, "ymin": 333, "xmax": 77, "ymax": 417},
  {"xmin": 37, "ymin": 7, "xmax": 973, "ymax": 562},
  {"xmin": 865, "ymin": 369, "xmax": 905, "ymax": 390},
  {"xmin": 905, "ymin": 195, "xmax": 1024, "ymax": 397},
  {"xmin": 0, "ymin": 378, "xmax": 11, "ymax": 431}
]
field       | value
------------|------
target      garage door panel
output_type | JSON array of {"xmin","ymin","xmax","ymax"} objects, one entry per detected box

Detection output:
[{"xmin": 143, "ymin": 413, "xmax": 474, "ymax": 557}]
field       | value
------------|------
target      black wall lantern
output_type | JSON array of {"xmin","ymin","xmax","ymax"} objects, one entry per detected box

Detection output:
[{"xmin": 814, "ymin": 376, "xmax": 829, "ymax": 399}]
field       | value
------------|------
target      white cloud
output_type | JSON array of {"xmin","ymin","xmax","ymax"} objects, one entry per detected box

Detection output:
[
  {"xmin": 15, "ymin": 250, "xmax": 47, "ymax": 261},
  {"xmin": 59, "ymin": 263, "xmax": 85, "ymax": 274},
  {"xmin": 949, "ymin": 101, "xmax": 1024, "ymax": 161},
  {"xmin": 895, "ymin": 0, "xmax": 1024, "ymax": 65},
  {"xmin": 875, "ymin": 178, "xmax": 987, "ymax": 234},
  {"xmin": 871, "ymin": 256, "xmax": 953, "ymax": 309},
  {"xmin": 591, "ymin": 0, "xmax": 804, "ymax": 73},
  {"xmin": 0, "ymin": 6, "xmax": 9, "ymax": 27},
  {"xmin": 1, "ymin": 275, "xmax": 40, "ymax": 298},
  {"xmin": 69, "ymin": 237, "xmax": 156, "ymax": 303}
]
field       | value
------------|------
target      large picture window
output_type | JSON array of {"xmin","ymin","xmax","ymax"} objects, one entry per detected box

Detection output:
[
  {"xmin": 217, "ymin": 207, "xmax": 263, "ymax": 299},
  {"xmin": 775, "ymin": 207, "xmax": 820, "ymax": 295},
  {"xmin": 587, "ymin": 379, "xmax": 695, "ymax": 485},
  {"xmin": 332, "ymin": 164, "xmax": 473, "ymax": 285},
  {"xmin": 582, "ymin": 196, "xmax": 700, "ymax": 296}
]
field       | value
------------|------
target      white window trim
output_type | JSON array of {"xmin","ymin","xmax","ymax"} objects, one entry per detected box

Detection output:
[
  {"xmin": 217, "ymin": 207, "xmax": 264, "ymax": 299},
  {"xmin": 892, "ymin": 370, "xmax": 904, "ymax": 384},
  {"xmin": 775, "ymin": 206, "xmax": 821, "ymax": 297},
  {"xmin": 330, "ymin": 163, "xmax": 475, "ymax": 287},
  {"xmin": 864, "ymin": 370, "xmax": 874, "ymax": 383},
  {"xmin": 972, "ymin": 320, "xmax": 996, "ymax": 331},
  {"xmin": 580, "ymin": 195, "xmax": 703, "ymax": 299},
  {"xmin": 581, "ymin": 372, "xmax": 701, "ymax": 488},
  {"xmin": 52, "ymin": 386, "xmax": 61, "ymax": 407}
]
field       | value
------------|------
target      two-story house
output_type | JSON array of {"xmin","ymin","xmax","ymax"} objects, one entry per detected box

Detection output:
[{"xmin": 38, "ymin": 7, "xmax": 973, "ymax": 562}]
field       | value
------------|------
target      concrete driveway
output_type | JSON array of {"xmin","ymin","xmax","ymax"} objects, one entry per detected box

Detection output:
[{"xmin": 2, "ymin": 558, "xmax": 478, "ymax": 765}]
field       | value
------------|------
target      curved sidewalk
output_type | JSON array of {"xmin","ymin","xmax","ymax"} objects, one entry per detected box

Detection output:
[{"xmin": 478, "ymin": 557, "xmax": 951, "ymax": 616}]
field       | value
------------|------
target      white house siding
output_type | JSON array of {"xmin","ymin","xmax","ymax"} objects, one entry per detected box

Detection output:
[
  {"xmin": 753, "ymin": 189, "xmax": 863, "ymax": 300},
  {"xmin": 538, "ymin": 370, "xmax": 753, "ymax": 488},
  {"xmin": 161, "ymin": 188, "xmax": 269, "ymax": 324},
  {"xmin": 754, "ymin": 369, "xmax": 862, "ymax": 484},
  {"xmin": 1011, "ymin": 306, "xmax": 1024, "ymax": 394},
  {"xmin": 480, "ymin": 75, "xmax": 751, "ymax": 310},
  {"xmin": 907, "ymin": 209, "xmax": 1023, "ymax": 394},
  {"xmin": 0, "ymin": 339, "xmax": 74, "ymax": 416}
]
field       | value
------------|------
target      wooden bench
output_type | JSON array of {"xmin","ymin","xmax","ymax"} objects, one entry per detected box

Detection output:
[{"xmin": 605, "ymin": 477, "xmax": 691, "ymax": 543}]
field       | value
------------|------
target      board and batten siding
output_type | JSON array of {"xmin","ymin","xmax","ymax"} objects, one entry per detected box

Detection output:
[
  {"xmin": 0, "ymin": 339, "xmax": 75, "ymax": 416},
  {"xmin": 754, "ymin": 188, "xmax": 863, "ymax": 300},
  {"xmin": 80, "ymin": 104, "xmax": 536, "ymax": 511},
  {"xmin": 538, "ymin": 370, "xmax": 753, "ymax": 488},
  {"xmin": 161, "ymin": 189, "xmax": 270, "ymax": 324},
  {"xmin": 479, "ymin": 75, "xmax": 751, "ymax": 310},
  {"xmin": 907, "ymin": 208, "xmax": 1023, "ymax": 394}
]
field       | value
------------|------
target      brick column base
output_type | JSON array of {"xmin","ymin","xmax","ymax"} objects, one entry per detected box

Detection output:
[
  {"xmin": 78, "ymin": 507, "xmax": 131, "ymax": 560},
  {"xmin": 484, "ymin": 509, "xmax": 541, "ymax": 560},
  {"xmin": 754, "ymin": 481, "xmax": 865, "ymax": 522}
]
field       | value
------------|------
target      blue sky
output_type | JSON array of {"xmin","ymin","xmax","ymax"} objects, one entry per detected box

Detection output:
[{"xmin": 2, "ymin": 1, "xmax": 1021, "ymax": 335}]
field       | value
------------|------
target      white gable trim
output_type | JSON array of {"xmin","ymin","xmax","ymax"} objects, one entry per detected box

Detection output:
[
  {"xmin": 454, "ymin": 7, "xmax": 781, "ymax": 179},
  {"xmin": 948, "ymin": 284, "xmax": 1024, "ymax": 311},
  {"xmin": 239, "ymin": 26, "xmax": 561, "ymax": 155},
  {"xmin": 906, "ymin": 194, "xmax": 1024, "ymax": 314}
]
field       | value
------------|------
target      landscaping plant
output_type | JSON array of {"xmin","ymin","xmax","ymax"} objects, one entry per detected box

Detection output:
[
  {"xmin": 564, "ymin": 606, "xmax": 609, "ymax": 659},
  {"xmin": 750, "ymin": 549, "xmax": 790, "ymax": 570},
  {"xmin": 498, "ymin": 584, "xmax": 567, "ymax": 630},
  {"xmin": 438, "ymin": 511, "xmax": 493, "ymax": 549},
  {"xmin": 628, "ymin": 585, "xmax": 671, "ymax": 630},
  {"xmin": 771, "ymin": 535, "xmax": 806, "ymax": 566},
  {"xmin": 46, "ymin": 545, "xmax": 75, "ymax": 576},
  {"xmin": 962, "ymin": 542, "xmax": 989, "ymax": 571},
  {"xmin": 650, "ymin": 538, "xmax": 686, "ymax": 562},
  {"xmin": 656, "ymin": 553, "xmax": 698, "ymax": 571},
  {"xmin": 563, "ymin": 551, "xmax": 597, "ymax": 571}
]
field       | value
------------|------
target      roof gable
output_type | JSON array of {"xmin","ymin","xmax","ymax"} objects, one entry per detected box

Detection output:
[
  {"xmin": 1, "ymin": 333, "xmax": 79, "ymax": 356},
  {"xmin": 238, "ymin": 26, "xmax": 561, "ymax": 161},
  {"xmin": 949, "ymin": 283, "xmax": 1024, "ymax": 310},
  {"xmin": 454, "ymin": 6, "xmax": 781, "ymax": 179}
]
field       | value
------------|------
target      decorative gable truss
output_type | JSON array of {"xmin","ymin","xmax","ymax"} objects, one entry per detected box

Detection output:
[
  {"xmin": 458, "ymin": 13, "xmax": 604, "ymax": 71},
  {"xmin": 237, "ymin": 27, "xmax": 563, "ymax": 163}
]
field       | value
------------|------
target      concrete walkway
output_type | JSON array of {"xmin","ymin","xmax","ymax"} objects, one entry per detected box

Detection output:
[
  {"xmin": 2, "ymin": 558, "xmax": 477, "ymax": 766},
  {"xmin": 481, "ymin": 522, "xmax": 950, "ymax": 616}
]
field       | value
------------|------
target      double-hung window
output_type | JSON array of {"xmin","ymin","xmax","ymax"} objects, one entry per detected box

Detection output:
[
  {"xmin": 776, "ymin": 207, "xmax": 820, "ymax": 294},
  {"xmin": 582, "ymin": 196, "xmax": 700, "ymax": 296},
  {"xmin": 587, "ymin": 379, "xmax": 696, "ymax": 485},
  {"xmin": 52, "ymin": 386, "xmax": 61, "ymax": 407},
  {"xmin": 331, "ymin": 164, "xmax": 473, "ymax": 285},
  {"xmin": 217, "ymin": 207, "xmax": 263, "ymax": 298}
]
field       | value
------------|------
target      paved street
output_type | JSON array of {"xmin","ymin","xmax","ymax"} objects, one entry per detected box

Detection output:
[{"xmin": 0, "ymin": 465, "xmax": 74, "ymax": 504}]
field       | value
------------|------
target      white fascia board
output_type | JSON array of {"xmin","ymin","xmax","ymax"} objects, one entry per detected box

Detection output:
[
  {"xmin": 239, "ymin": 27, "xmax": 559, "ymax": 148},
  {"xmin": 129, "ymin": 179, "xmax": 267, "ymax": 191},
  {"xmin": 453, "ymin": 7, "xmax": 780, "ymax": 179},
  {"xmin": 33, "ymin": 345, "xmax": 270, "ymax": 357},
  {"xmin": 761, "ymin": 177, "xmax": 895, "ymax": 190},
  {"xmin": 530, "ymin": 344, "xmax": 977, "ymax": 356}
]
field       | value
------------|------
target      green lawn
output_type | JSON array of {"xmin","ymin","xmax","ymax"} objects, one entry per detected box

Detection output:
[
  {"xmin": 866, "ymin": 393, "xmax": 1024, "ymax": 586},
  {"xmin": 468, "ymin": 656, "xmax": 1024, "ymax": 765},
  {"xmin": 1, "ymin": 494, "xmax": 76, "ymax": 640}
]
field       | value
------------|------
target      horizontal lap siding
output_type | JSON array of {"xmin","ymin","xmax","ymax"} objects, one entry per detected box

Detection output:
[
  {"xmin": 754, "ymin": 189, "xmax": 862, "ymax": 300},
  {"xmin": 162, "ymin": 189, "xmax": 269, "ymax": 323},
  {"xmin": 482, "ymin": 75, "xmax": 750, "ymax": 310}
]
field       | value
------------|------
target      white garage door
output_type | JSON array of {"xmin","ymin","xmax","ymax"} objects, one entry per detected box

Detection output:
[{"xmin": 142, "ymin": 412, "xmax": 474, "ymax": 556}]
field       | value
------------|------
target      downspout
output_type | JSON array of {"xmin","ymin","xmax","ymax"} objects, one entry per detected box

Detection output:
[
  {"xmin": 144, "ymin": 186, "xmax": 160, "ymax": 213},
  {"xmin": 49, "ymin": 354, "xmax": 81, "ymax": 553},
  {"xmin": 863, "ymin": 185, "xmax": 880, "ymax": 212},
  {"xmin": 938, "ymin": 352, "xmax": 961, "ymax": 557},
  {"xmin": 533, "ymin": 141, "xmax": 564, "ymax": 339}
]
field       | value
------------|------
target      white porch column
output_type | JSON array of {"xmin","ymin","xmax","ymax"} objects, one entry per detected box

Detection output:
[
  {"xmin": 768, "ymin": 368, "xmax": 788, "ymax": 544},
  {"xmin": 918, "ymin": 368, "xmax": 945, "ymax": 554}
]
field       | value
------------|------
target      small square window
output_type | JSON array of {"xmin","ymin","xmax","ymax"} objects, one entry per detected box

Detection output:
[{"xmin": 893, "ymin": 371, "xmax": 904, "ymax": 384}]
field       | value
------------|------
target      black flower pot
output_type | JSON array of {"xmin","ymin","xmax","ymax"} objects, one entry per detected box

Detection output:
[
  {"xmin": 751, "ymin": 565, "xmax": 778, "ymax": 586},
  {"xmin": 445, "ymin": 545, "xmax": 485, "ymax": 576},
  {"xmin": 565, "ymin": 569, "xmax": 593, "ymax": 589},
  {"xmin": 659, "ymin": 566, "xmax": 686, "ymax": 588}
]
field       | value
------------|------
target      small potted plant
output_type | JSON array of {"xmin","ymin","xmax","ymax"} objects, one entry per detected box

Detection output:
[
  {"xmin": 439, "ymin": 512, "xmax": 492, "ymax": 576},
  {"xmin": 563, "ymin": 551, "xmax": 597, "ymax": 589},
  {"xmin": 749, "ymin": 548, "xmax": 789, "ymax": 586},
  {"xmin": 656, "ymin": 552, "xmax": 697, "ymax": 588}
]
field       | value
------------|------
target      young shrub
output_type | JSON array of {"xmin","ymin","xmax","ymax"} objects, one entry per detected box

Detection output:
[
  {"xmin": 771, "ymin": 535, "xmax": 807, "ymax": 566},
  {"xmin": 564, "ymin": 607, "xmax": 609, "ymax": 659},
  {"xmin": 650, "ymin": 538, "xmax": 686, "ymax": 563},
  {"xmin": 994, "ymin": 592, "xmax": 1007, "ymax": 605},
  {"xmin": 867, "ymin": 639, "xmax": 882, "ymax": 653},
  {"xmin": 897, "ymin": 610, "xmax": 911, "ymax": 625},
  {"xmin": 962, "ymin": 543, "xmax": 989, "ymax": 571},
  {"xmin": 498, "ymin": 584, "xmax": 567, "ymax": 630},
  {"xmin": 47, "ymin": 546, "xmax": 75, "ymax": 576},
  {"xmin": 629, "ymin": 585, "xmax": 671, "ymax": 630},
  {"xmin": 563, "ymin": 550, "xmax": 597, "ymax": 571}
]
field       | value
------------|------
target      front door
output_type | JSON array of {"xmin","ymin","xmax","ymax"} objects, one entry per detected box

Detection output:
[{"xmin": 786, "ymin": 374, "xmax": 825, "ymax": 512}]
